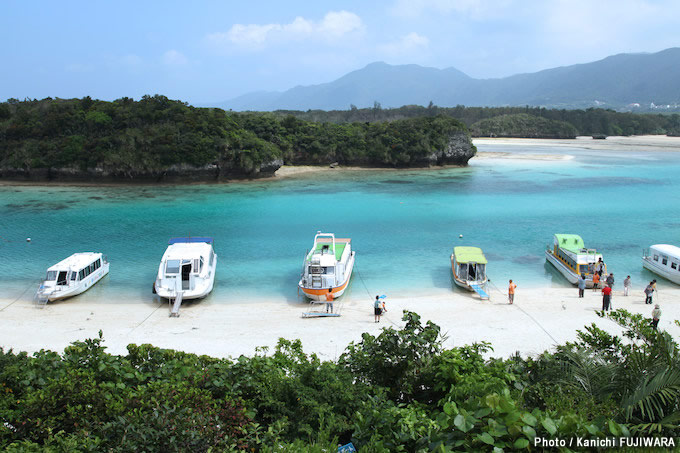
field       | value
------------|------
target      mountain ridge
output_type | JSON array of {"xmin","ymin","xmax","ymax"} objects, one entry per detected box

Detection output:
[{"xmin": 214, "ymin": 48, "xmax": 680, "ymax": 111}]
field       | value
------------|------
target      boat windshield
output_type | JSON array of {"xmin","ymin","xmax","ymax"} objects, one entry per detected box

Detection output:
[
  {"xmin": 166, "ymin": 260, "xmax": 181, "ymax": 274},
  {"xmin": 46, "ymin": 271, "xmax": 57, "ymax": 281}
]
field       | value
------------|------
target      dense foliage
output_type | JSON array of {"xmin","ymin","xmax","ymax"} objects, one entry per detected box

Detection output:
[
  {"xmin": 1, "ymin": 310, "xmax": 677, "ymax": 451},
  {"xmin": 0, "ymin": 97, "xmax": 472, "ymax": 180},
  {"xmin": 274, "ymin": 104, "xmax": 680, "ymax": 137},
  {"xmin": 469, "ymin": 114, "xmax": 579, "ymax": 138}
]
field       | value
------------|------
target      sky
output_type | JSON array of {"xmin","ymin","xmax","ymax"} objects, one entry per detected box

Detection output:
[{"xmin": 1, "ymin": 0, "xmax": 679, "ymax": 105}]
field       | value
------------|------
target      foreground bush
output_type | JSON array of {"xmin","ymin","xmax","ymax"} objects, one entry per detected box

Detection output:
[{"xmin": 1, "ymin": 310, "xmax": 677, "ymax": 451}]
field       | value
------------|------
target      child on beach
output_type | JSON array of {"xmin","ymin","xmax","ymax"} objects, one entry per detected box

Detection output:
[{"xmin": 592, "ymin": 273, "xmax": 600, "ymax": 291}]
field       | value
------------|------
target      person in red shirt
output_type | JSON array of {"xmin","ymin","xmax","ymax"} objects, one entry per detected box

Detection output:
[
  {"xmin": 325, "ymin": 288, "xmax": 334, "ymax": 313},
  {"xmin": 602, "ymin": 285, "xmax": 612, "ymax": 311}
]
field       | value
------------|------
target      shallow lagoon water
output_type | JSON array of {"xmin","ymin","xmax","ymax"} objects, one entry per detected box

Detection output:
[{"xmin": 1, "ymin": 143, "xmax": 679, "ymax": 304}]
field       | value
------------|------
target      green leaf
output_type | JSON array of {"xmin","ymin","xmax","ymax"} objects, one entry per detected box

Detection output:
[
  {"xmin": 475, "ymin": 408, "xmax": 492, "ymax": 418},
  {"xmin": 541, "ymin": 417, "xmax": 557, "ymax": 436},
  {"xmin": 520, "ymin": 413, "xmax": 537, "ymax": 426},
  {"xmin": 514, "ymin": 438, "xmax": 529, "ymax": 449},
  {"xmin": 608, "ymin": 420, "xmax": 620, "ymax": 436},
  {"xmin": 480, "ymin": 432, "xmax": 495, "ymax": 445},
  {"xmin": 453, "ymin": 414, "xmax": 465, "ymax": 430},
  {"xmin": 522, "ymin": 425, "xmax": 536, "ymax": 439},
  {"xmin": 444, "ymin": 401, "xmax": 458, "ymax": 416}
]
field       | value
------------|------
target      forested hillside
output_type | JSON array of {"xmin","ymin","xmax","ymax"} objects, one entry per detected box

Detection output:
[
  {"xmin": 0, "ymin": 96, "xmax": 475, "ymax": 182},
  {"xmin": 1, "ymin": 311, "xmax": 677, "ymax": 451},
  {"xmin": 274, "ymin": 104, "xmax": 680, "ymax": 137}
]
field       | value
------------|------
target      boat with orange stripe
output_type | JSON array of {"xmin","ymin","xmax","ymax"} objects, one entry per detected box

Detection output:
[{"xmin": 298, "ymin": 231, "xmax": 355, "ymax": 301}]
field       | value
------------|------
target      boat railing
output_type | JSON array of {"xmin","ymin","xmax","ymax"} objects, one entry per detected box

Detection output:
[{"xmin": 308, "ymin": 231, "xmax": 336, "ymax": 260}]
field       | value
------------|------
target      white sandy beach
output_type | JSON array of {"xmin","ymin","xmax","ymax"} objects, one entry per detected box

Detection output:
[
  {"xmin": 1, "ymin": 285, "xmax": 677, "ymax": 361},
  {"xmin": 474, "ymin": 135, "xmax": 680, "ymax": 153}
]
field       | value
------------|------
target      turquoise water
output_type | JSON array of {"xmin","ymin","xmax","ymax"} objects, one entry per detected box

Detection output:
[{"xmin": 1, "ymin": 143, "xmax": 679, "ymax": 303}]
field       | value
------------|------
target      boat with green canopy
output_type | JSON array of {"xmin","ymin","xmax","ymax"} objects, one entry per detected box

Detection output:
[
  {"xmin": 545, "ymin": 234, "xmax": 605, "ymax": 287},
  {"xmin": 450, "ymin": 246, "xmax": 489, "ymax": 298}
]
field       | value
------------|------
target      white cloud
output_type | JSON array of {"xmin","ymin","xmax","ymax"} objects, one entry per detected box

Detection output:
[
  {"xmin": 162, "ymin": 49, "xmax": 188, "ymax": 66},
  {"xmin": 378, "ymin": 32, "xmax": 430, "ymax": 58},
  {"xmin": 206, "ymin": 10, "xmax": 364, "ymax": 50},
  {"xmin": 317, "ymin": 11, "xmax": 364, "ymax": 38}
]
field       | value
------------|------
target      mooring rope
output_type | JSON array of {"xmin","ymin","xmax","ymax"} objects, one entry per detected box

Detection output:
[{"xmin": 487, "ymin": 280, "xmax": 558, "ymax": 345}]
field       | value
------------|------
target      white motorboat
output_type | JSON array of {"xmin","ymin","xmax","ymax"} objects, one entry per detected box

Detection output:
[
  {"xmin": 298, "ymin": 232, "xmax": 355, "ymax": 301},
  {"xmin": 36, "ymin": 252, "xmax": 109, "ymax": 303},
  {"xmin": 642, "ymin": 244, "xmax": 680, "ymax": 285},
  {"xmin": 154, "ymin": 237, "xmax": 217, "ymax": 316}
]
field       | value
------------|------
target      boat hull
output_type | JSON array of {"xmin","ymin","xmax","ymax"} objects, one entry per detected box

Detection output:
[
  {"xmin": 545, "ymin": 250, "xmax": 595, "ymax": 287},
  {"xmin": 155, "ymin": 259, "xmax": 217, "ymax": 300},
  {"xmin": 42, "ymin": 264, "xmax": 110, "ymax": 302},
  {"xmin": 642, "ymin": 257, "xmax": 680, "ymax": 285},
  {"xmin": 299, "ymin": 252, "xmax": 355, "ymax": 301}
]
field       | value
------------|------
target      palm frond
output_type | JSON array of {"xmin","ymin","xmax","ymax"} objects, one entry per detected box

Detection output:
[{"xmin": 621, "ymin": 367, "xmax": 680, "ymax": 423}]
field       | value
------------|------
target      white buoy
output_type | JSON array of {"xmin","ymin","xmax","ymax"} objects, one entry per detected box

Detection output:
[
  {"xmin": 459, "ymin": 234, "xmax": 463, "ymax": 238},
  {"xmin": 26, "ymin": 238, "xmax": 31, "ymax": 242}
]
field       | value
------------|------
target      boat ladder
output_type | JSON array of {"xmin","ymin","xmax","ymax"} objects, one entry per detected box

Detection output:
[
  {"xmin": 302, "ymin": 297, "xmax": 341, "ymax": 318},
  {"xmin": 169, "ymin": 291, "xmax": 183, "ymax": 317},
  {"xmin": 35, "ymin": 293, "xmax": 49, "ymax": 309},
  {"xmin": 34, "ymin": 286, "xmax": 50, "ymax": 309},
  {"xmin": 470, "ymin": 283, "xmax": 490, "ymax": 300}
]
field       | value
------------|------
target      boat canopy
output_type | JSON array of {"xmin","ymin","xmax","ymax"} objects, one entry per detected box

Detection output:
[
  {"xmin": 454, "ymin": 246, "xmax": 488, "ymax": 264},
  {"xmin": 169, "ymin": 237, "xmax": 214, "ymax": 245},
  {"xmin": 554, "ymin": 234, "xmax": 585, "ymax": 253}
]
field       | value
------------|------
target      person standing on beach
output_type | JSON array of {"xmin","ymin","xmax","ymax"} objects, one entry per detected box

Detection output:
[
  {"xmin": 602, "ymin": 285, "xmax": 612, "ymax": 311},
  {"xmin": 325, "ymin": 288, "xmax": 334, "ymax": 313},
  {"xmin": 592, "ymin": 273, "xmax": 600, "ymax": 291},
  {"xmin": 596, "ymin": 258, "xmax": 604, "ymax": 277},
  {"xmin": 374, "ymin": 295, "xmax": 382, "ymax": 322},
  {"xmin": 606, "ymin": 273, "xmax": 614, "ymax": 289},
  {"xmin": 578, "ymin": 274, "xmax": 586, "ymax": 298},
  {"xmin": 651, "ymin": 304, "xmax": 661, "ymax": 330},
  {"xmin": 623, "ymin": 275, "xmax": 631, "ymax": 296},
  {"xmin": 644, "ymin": 282, "xmax": 654, "ymax": 304},
  {"xmin": 508, "ymin": 280, "xmax": 517, "ymax": 304}
]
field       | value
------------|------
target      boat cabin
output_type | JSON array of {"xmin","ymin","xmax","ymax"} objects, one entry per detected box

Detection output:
[
  {"xmin": 303, "ymin": 234, "xmax": 352, "ymax": 289},
  {"xmin": 159, "ymin": 238, "xmax": 216, "ymax": 292},
  {"xmin": 44, "ymin": 254, "xmax": 104, "ymax": 287},
  {"xmin": 551, "ymin": 234, "xmax": 603, "ymax": 277},
  {"xmin": 643, "ymin": 244, "xmax": 680, "ymax": 284},
  {"xmin": 452, "ymin": 247, "xmax": 487, "ymax": 283}
]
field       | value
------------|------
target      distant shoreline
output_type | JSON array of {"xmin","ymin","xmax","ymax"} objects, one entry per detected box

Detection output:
[{"xmin": 2, "ymin": 135, "xmax": 680, "ymax": 188}]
